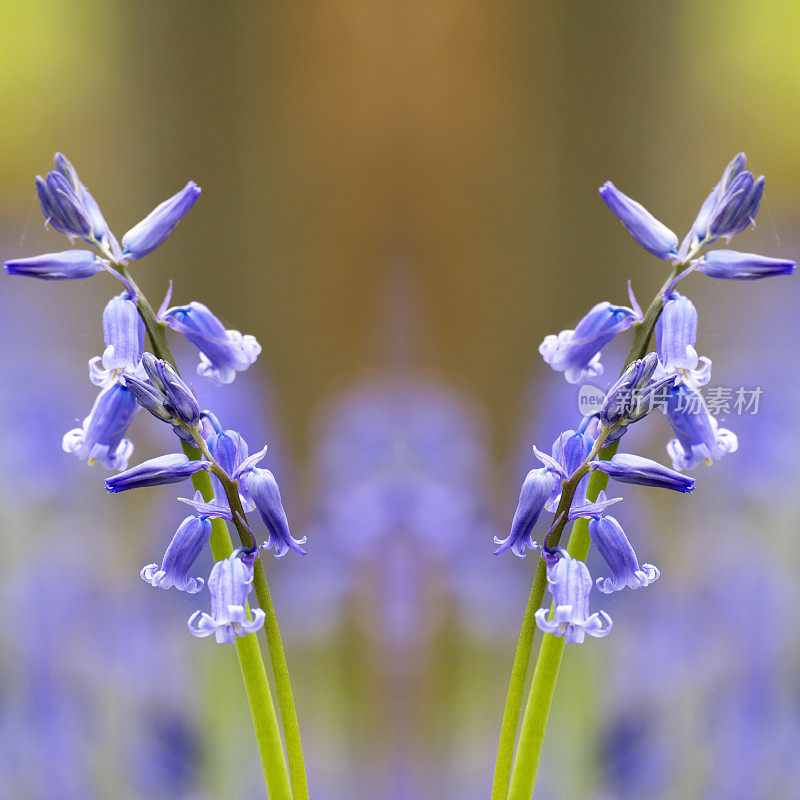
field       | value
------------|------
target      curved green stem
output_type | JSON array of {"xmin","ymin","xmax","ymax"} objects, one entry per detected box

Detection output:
[
  {"xmin": 120, "ymin": 263, "xmax": 302, "ymax": 799},
  {"xmin": 496, "ymin": 265, "xmax": 679, "ymax": 799}
]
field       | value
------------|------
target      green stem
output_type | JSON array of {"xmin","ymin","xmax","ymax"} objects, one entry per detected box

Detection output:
[
  {"xmin": 489, "ymin": 558, "xmax": 547, "ymax": 800},
  {"xmin": 191, "ymin": 427, "xmax": 310, "ymax": 800},
  {"xmin": 499, "ymin": 265, "xmax": 679, "ymax": 799},
  {"xmin": 253, "ymin": 561, "xmax": 310, "ymax": 800},
  {"xmin": 120, "ymin": 263, "xmax": 298, "ymax": 799}
]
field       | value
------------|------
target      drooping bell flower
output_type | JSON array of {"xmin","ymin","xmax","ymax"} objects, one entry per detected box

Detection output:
[
  {"xmin": 588, "ymin": 515, "xmax": 659, "ymax": 593},
  {"xmin": 62, "ymin": 383, "xmax": 139, "ymax": 471},
  {"xmin": 141, "ymin": 514, "xmax": 212, "ymax": 594},
  {"xmin": 534, "ymin": 549, "xmax": 613, "ymax": 643},
  {"xmin": 188, "ymin": 551, "xmax": 265, "ymax": 643},
  {"xmin": 493, "ymin": 467, "xmax": 558, "ymax": 557},
  {"xmin": 539, "ymin": 300, "xmax": 640, "ymax": 384}
]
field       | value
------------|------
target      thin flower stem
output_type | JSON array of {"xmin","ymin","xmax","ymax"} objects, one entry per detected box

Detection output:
[
  {"xmin": 495, "ymin": 265, "xmax": 679, "ymax": 800},
  {"xmin": 120, "ymin": 263, "xmax": 304, "ymax": 799},
  {"xmin": 189, "ymin": 431, "xmax": 311, "ymax": 800}
]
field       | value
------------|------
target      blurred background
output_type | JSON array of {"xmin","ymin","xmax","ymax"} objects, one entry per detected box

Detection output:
[{"xmin": 1, "ymin": 1, "xmax": 800, "ymax": 798}]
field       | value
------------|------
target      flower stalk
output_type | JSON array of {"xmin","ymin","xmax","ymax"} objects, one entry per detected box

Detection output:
[
  {"xmin": 491, "ymin": 266, "xmax": 676, "ymax": 800},
  {"xmin": 120, "ymin": 261, "xmax": 309, "ymax": 800}
]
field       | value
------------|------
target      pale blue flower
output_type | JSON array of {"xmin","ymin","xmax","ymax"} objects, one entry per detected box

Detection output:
[
  {"xmin": 105, "ymin": 453, "xmax": 209, "ymax": 493},
  {"xmin": 539, "ymin": 300, "xmax": 640, "ymax": 384},
  {"xmin": 241, "ymin": 468, "xmax": 307, "ymax": 557},
  {"xmin": 698, "ymin": 250, "xmax": 796, "ymax": 280},
  {"xmin": 534, "ymin": 549, "xmax": 612, "ymax": 643},
  {"xmin": 121, "ymin": 181, "xmax": 201, "ymax": 259},
  {"xmin": 141, "ymin": 514, "xmax": 212, "ymax": 594},
  {"xmin": 588, "ymin": 515, "xmax": 659, "ymax": 593},
  {"xmin": 35, "ymin": 153, "xmax": 112, "ymax": 247},
  {"xmin": 599, "ymin": 181, "xmax": 679, "ymax": 259},
  {"xmin": 493, "ymin": 467, "xmax": 558, "ymax": 557},
  {"xmin": 62, "ymin": 383, "xmax": 139, "ymax": 470},
  {"xmin": 161, "ymin": 300, "xmax": 261, "ymax": 385},
  {"xmin": 590, "ymin": 453, "xmax": 695, "ymax": 492},
  {"xmin": 4, "ymin": 250, "xmax": 103, "ymax": 280},
  {"xmin": 662, "ymin": 385, "xmax": 738, "ymax": 470},
  {"xmin": 188, "ymin": 551, "xmax": 266, "ymax": 643}
]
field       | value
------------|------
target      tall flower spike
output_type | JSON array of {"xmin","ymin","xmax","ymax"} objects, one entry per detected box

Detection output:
[
  {"xmin": 539, "ymin": 301, "xmax": 640, "ymax": 384},
  {"xmin": 121, "ymin": 181, "xmax": 201, "ymax": 259},
  {"xmin": 662, "ymin": 385, "xmax": 738, "ymax": 470},
  {"xmin": 599, "ymin": 181, "xmax": 679, "ymax": 260},
  {"xmin": 62, "ymin": 383, "xmax": 139, "ymax": 471},
  {"xmin": 188, "ymin": 551, "xmax": 266, "ymax": 643},
  {"xmin": 105, "ymin": 453, "xmax": 209, "ymax": 493},
  {"xmin": 698, "ymin": 250, "xmax": 797, "ymax": 281},
  {"xmin": 534, "ymin": 549, "xmax": 612, "ymax": 643},
  {"xmin": 4, "ymin": 250, "xmax": 104, "ymax": 280},
  {"xmin": 493, "ymin": 467, "xmax": 558, "ymax": 557},
  {"xmin": 588, "ymin": 515, "xmax": 659, "ymax": 593},
  {"xmin": 161, "ymin": 300, "xmax": 261, "ymax": 385},
  {"xmin": 590, "ymin": 452, "xmax": 695, "ymax": 492},
  {"xmin": 241, "ymin": 468, "xmax": 308, "ymax": 557},
  {"xmin": 141, "ymin": 514, "xmax": 212, "ymax": 594}
]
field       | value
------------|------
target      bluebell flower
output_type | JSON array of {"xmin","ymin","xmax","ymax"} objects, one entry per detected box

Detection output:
[
  {"xmin": 36, "ymin": 154, "xmax": 112, "ymax": 247},
  {"xmin": 493, "ymin": 467, "xmax": 558, "ymax": 557},
  {"xmin": 4, "ymin": 250, "xmax": 104, "ymax": 280},
  {"xmin": 205, "ymin": 421, "xmax": 249, "ymax": 476},
  {"xmin": 161, "ymin": 300, "xmax": 261, "ymax": 385},
  {"xmin": 188, "ymin": 551, "xmax": 266, "ymax": 643},
  {"xmin": 698, "ymin": 250, "xmax": 797, "ymax": 281},
  {"xmin": 550, "ymin": 428, "xmax": 596, "ymax": 475},
  {"xmin": 588, "ymin": 515, "xmax": 659, "ymax": 593},
  {"xmin": 599, "ymin": 181, "xmax": 679, "ymax": 260},
  {"xmin": 663, "ymin": 385, "xmax": 738, "ymax": 470},
  {"xmin": 241, "ymin": 468, "xmax": 307, "ymax": 557},
  {"xmin": 125, "ymin": 354, "xmax": 200, "ymax": 438},
  {"xmin": 105, "ymin": 453, "xmax": 209, "ymax": 493},
  {"xmin": 204, "ymin": 422, "xmax": 253, "ymax": 508},
  {"xmin": 533, "ymin": 426, "xmax": 596, "ymax": 510},
  {"xmin": 141, "ymin": 514, "xmax": 212, "ymax": 593},
  {"xmin": 687, "ymin": 153, "xmax": 764, "ymax": 248},
  {"xmin": 539, "ymin": 300, "xmax": 640, "ymax": 384},
  {"xmin": 62, "ymin": 383, "xmax": 139, "ymax": 470},
  {"xmin": 600, "ymin": 354, "xmax": 658, "ymax": 427},
  {"xmin": 121, "ymin": 181, "xmax": 201, "ymax": 259},
  {"xmin": 91, "ymin": 293, "xmax": 145, "ymax": 380},
  {"xmin": 656, "ymin": 293, "xmax": 701, "ymax": 376},
  {"xmin": 590, "ymin": 453, "xmax": 695, "ymax": 492},
  {"xmin": 534, "ymin": 549, "xmax": 612, "ymax": 643}
]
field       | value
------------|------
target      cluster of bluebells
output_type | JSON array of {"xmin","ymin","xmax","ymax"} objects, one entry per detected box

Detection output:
[
  {"xmin": 501, "ymin": 154, "xmax": 796, "ymax": 643},
  {"xmin": 5, "ymin": 154, "xmax": 303, "ymax": 644}
]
